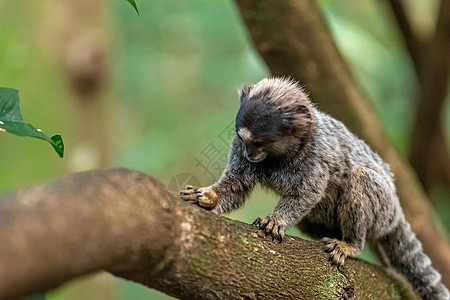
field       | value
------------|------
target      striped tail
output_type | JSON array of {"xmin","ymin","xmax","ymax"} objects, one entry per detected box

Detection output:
[{"xmin": 380, "ymin": 219, "xmax": 449, "ymax": 300}]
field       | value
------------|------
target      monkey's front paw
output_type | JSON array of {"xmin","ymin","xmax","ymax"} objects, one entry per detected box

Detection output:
[
  {"xmin": 320, "ymin": 238, "xmax": 356, "ymax": 267},
  {"xmin": 252, "ymin": 215, "xmax": 285, "ymax": 243},
  {"xmin": 179, "ymin": 185, "xmax": 218, "ymax": 209}
]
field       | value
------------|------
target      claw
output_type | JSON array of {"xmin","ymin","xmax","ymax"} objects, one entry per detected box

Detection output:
[
  {"xmin": 252, "ymin": 217, "xmax": 262, "ymax": 227},
  {"xmin": 277, "ymin": 234, "xmax": 283, "ymax": 243},
  {"xmin": 320, "ymin": 237, "xmax": 357, "ymax": 267},
  {"xmin": 252, "ymin": 215, "xmax": 285, "ymax": 243},
  {"xmin": 276, "ymin": 228, "xmax": 284, "ymax": 243}
]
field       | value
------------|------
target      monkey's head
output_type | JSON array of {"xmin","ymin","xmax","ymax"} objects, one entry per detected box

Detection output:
[{"xmin": 235, "ymin": 77, "xmax": 313, "ymax": 163}]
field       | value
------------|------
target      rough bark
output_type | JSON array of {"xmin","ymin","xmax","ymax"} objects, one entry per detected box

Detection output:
[
  {"xmin": 233, "ymin": 0, "xmax": 450, "ymax": 287},
  {"xmin": 0, "ymin": 168, "xmax": 415, "ymax": 300}
]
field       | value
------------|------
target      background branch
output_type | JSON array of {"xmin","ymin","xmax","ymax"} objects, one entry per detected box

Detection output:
[
  {"xmin": 387, "ymin": 0, "xmax": 424, "ymax": 77},
  {"xmin": 234, "ymin": 0, "xmax": 450, "ymax": 286},
  {"xmin": 409, "ymin": 0, "xmax": 450, "ymax": 192},
  {"xmin": 386, "ymin": 0, "xmax": 450, "ymax": 192},
  {"xmin": 0, "ymin": 169, "xmax": 415, "ymax": 299}
]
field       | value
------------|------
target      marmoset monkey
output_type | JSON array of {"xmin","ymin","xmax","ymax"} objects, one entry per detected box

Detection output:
[{"xmin": 180, "ymin": 77, "xmax": 449, "ymax": 300}]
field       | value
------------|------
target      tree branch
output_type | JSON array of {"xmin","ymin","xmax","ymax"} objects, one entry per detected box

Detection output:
[
  {"xmin": 410, "ymin": 0, "xmax": 450, "ymax": 192},
  {"xmin": 386, "ymin": 0, "xmax": 450, "ymax": 191},
  {"xmin": 234, "ymin": 0, "xmax": 450, "ymax": 287},
  {"xmin": 0, "ymin": 169, "xmax": 414, "ymax": 299},
  {"xmin": 386, "ymin": 0, "xmax": 424, "ymax": 78}
]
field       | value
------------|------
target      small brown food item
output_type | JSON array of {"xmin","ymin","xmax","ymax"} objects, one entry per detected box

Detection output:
[{"xmin": 179, "ymin": 185, "xmax": 218, "ymax": 209}]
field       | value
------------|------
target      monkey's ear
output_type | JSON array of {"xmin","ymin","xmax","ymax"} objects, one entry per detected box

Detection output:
[
  {"xmin": 292, "ymin": 105, "xmax": 313, "ymax": 137},
  {"xmin": 239, "ymin": 85, "xmax": 252, "ymax": 104}
]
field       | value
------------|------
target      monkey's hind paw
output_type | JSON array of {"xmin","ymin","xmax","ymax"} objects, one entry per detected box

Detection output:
[
  {"xmin": 320, "ymin": 238, "xmax": 357, "ymax": 267},
  {"xmin": 179, "ymin": 185, "xmax": 218, "ymax": 210},
  {"xmin": 252, "ymin": 215, "xmax": 285, "ymax": 243}
]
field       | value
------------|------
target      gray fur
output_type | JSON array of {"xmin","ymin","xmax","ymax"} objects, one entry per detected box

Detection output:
[{"xmin": 180, "ymin": 77, "xmax": 449, "ymax": 300}]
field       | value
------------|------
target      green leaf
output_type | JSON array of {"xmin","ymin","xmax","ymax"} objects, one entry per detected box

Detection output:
[
  {"xmin": 0, "ymin": 88, "xmax": 64, "ymax": 158},
  {"xmin": 126, "ymin": 0, "xmax": 140, "ymax": 15}
]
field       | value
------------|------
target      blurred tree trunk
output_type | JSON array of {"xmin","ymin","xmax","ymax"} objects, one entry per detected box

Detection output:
[
  {"xmin": 0, "ymin": 169, "xmax": 416, "ymax": 300},
  {"xmin": 388, "ymin": 0, "xmax": 450, "ymax": 193},
  {"xmin": 234, "ymin": 0, "xmax": 450, "ymax": 287},
  {"xmin": 45, "ymin": 0, "xmax": 110, "ymax": 171},
  {"xmin": 39, "ymin": 1, "xmax": 112, "ymax": 294}
]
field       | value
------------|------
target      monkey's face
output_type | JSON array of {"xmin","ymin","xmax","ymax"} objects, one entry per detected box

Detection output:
[
  {"xmin": 237, "ymin": 127, "xmax": 268, "ymax": 163},
  {"xmin": 237, "ymin": 126, "xmax": 302, "ymax": 163},
  {"xmin": 235, "ymin": 97, "xmax": 300, "ymax": 163},
  {"xmin": 235, "ymin": 81, "xmax": 313, "ymax": 163}
]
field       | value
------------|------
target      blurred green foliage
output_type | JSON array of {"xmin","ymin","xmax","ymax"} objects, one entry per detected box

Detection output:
[
  {"xmin": 109, "ymin": 0, "xmax": 268, "ymax": 182},
  {"xmin": 0, "ymin": 2, "xmax": 71, "ymax": 192},
  {"xmin": 0, "ymin": 0, "xmax": 447, "ymax": 299}
]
